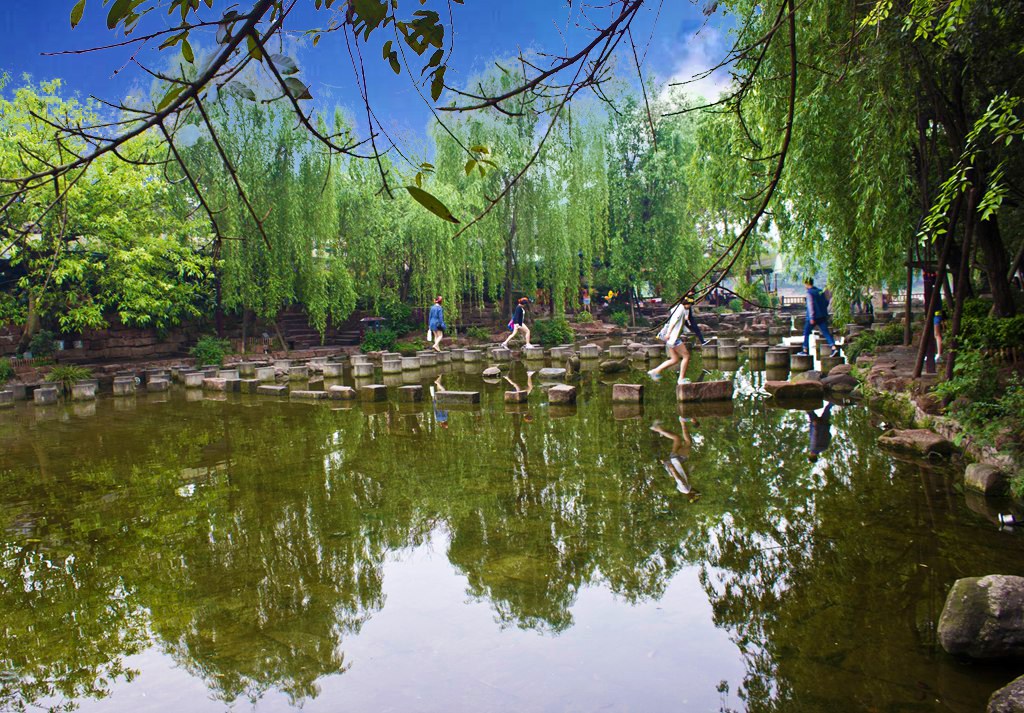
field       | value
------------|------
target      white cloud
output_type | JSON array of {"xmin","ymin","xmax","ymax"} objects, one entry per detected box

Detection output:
[{"xmin": 659, "ymin": 26, "xmax": 733, "ymax": 106}]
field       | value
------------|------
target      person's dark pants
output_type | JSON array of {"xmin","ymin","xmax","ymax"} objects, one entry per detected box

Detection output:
[
  {"xmin": 688, "ymin": 320, "xmax": 705, "ymax": 344},
  {"xmin": 803, "ymin": 319, "xmax": 836, "ymax": 352}
]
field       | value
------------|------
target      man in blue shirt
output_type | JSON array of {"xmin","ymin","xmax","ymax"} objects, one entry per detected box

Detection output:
[{"xmin": 799, "ymin": 278, "xmax": 839, "ymax": 357}]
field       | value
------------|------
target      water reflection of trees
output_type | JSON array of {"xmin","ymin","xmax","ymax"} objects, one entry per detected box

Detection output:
[{"xmin": 0, "ymin": 376, "xmax": 1019, "ymax": 711}]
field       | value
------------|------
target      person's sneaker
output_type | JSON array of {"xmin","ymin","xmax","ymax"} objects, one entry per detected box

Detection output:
[
  {"xmin": 795, "ymin": 351, "xmax": 810, "ymax": 357},
  {"xmin": 646, "ymin": 370, "xmax": 662, "ymax": 382},
  {"xmin": 677, "ymin": 377, "xmax": 692, "ymax": 385},
  {"xmin": 701, "ymin": 339, "xmax": 712, "ymax": 346},
  {"xmin": 829, "ymin": 348, "xmax": 840, "ymax": 357}
]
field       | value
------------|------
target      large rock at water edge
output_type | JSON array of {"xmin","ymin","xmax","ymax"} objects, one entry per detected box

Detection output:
[
  {"xmin": 599, "ymin": 358, "xmax": 630, "ymax": 374},
  {"xmin": 878, "ymin": 429, "xmax": 953, "ymax": 457},
  {"xmin": 938, "ymin": 575, "xmax": 1024, "ymax": 659},
  {"xmin": 988, "ymin": 675, "xmax": 1024, "ymax": 712},
  {"xmin": 965, "ymin": 464, "xmax": 1009, "ymax": 496},
  {"xmin": 821, "ymin": 372, "xmax": 859, "ymax": 393}
]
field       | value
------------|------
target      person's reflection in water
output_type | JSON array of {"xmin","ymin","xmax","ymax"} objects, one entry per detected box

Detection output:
[
  {"xmin": 650, "ymin": 417, "xmax": 701, "ymax": 502},
  {"xmin": 807, "ymin": 402, "xmax": 835, "ymax": 463},
  {"xmin": 503, "ymin": 370, "xmax": 535, "ymax": 396},
  {"xmin": 430, "ymin": 374, "xmax": 449, "ymax": 429}
]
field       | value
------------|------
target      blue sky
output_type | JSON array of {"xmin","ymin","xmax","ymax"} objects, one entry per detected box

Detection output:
[{"xmin": 0, "ymin": 1, "xmax": 731, "ymax": 145}]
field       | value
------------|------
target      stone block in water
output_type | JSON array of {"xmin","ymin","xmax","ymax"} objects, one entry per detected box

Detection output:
[
  {"xmin": 398, "ymin": 385, "xmax": 423, "ymax": 402},
  {"xmin": 183, "ymin": 372, "xmax": 205, "ymax": 388},
  {"xmin": 434, "ymin": 390, "xmax": 480, "ymax": 405},
  {"xmin": 819, "ymin": 355, "xmax": 844, "ymax": 374},
  {"xmin": 462, "ymin": 350, "xmax": 483, "ymax": 363},
  {"xmin": 716, "ymin": 337, "xmax": 738, "ymax": 348},
  {"xmin": 353, "ymin": 363, "xmax": 375, "ymax": 378},
  {"xmin": 257, "ymin": 384, "xmax": 288, "ymax": 396},
  {"xmin": 766, "ymin": 349, "xmax": 790, "ymax": 368},
  {"xmin": 382, "ymin": 359, "xmax": 402, "ymax": 374},
  {"xmin": 289, "ymin": 365, "xmax": 309, "ymax": 380},
  {"xmin": 717, "ymin": 345, "xmax": 739, "ymax": 360},
  {"xmin": 218, "ymin": 369, "xmax": 240, "ymax": 380},
  {"xmin": 437, "ymin": 351, "xmax": 452, "ymax": 363},
  {"xmin": 790, "ymin": 354, "xmax": 814, "ymax": 372},
  {"xmin": 328, "ymin": 385, "xmax": 357, "ymax": 400},
  {"xmin": 401, "ymin": 357, "xmax": 421, "ymax": 371},
  {"xmin": 644, "ymin": 344, "xmax": 665, "ymax": 359},
  {"xmin": 237, "ymin": 362, "xmax": 256, "ymax": 377},
  {"xmin": 322, "ymin": 362, "xmax": 344, "ymax": 378},
  {"xmin": 202, "ymin": 378, "xmax": 227, "ymax": 391},
  {"xmin": 255, "ymin": 366, "xmax": 276, "ymax": 382},
  {"xmin": 0, "ymin": 389, "xmax": 13, "ymax": 407},
  {"xmin": 504, "ymin": 390, "xmax": 528, "ymax": 404},
  {"xmin": 239, "ymin": 379, "xmax": 261, "ymax": 394},
  {"xmin": 350, "ymin": 354, "xmax": 372, "ymax": 366},
  {"xmin": 548, "ymin": 384, "xmax": 577, "ymax": 405},
  {"xmin": 34, "ymin": 386, "xmax": 58, "ymax": 405},
  {"xmin": 523, "ymin": 346, "xmax": 545, "ymax": 360},
  {"xmin": 747, "ymin": 344, "xmax": 769, "ymax": 360},
  {"xmin": 579, "ymin": 344, "xmax": 601, "ymax": 359},
  {"xmin": 148, "ymin": 378, "xmax": 170, "ymax": 392},
  {"xmin": 416, "ymin": 351, "xmax": 438, "ymax": 367},
  {"xmin": 291, "ymin": 390, "xmax": 328, "ymax": 401},
  {"xmin": 538, "ymin": 368, "xmax": 566, "ymax": 380},
  {"xmin": 491, "ymin": 347, "xmax": 512, "ymax": 362},
  {"xmin": 608, "ymin": 344, "xmax": 629, "ymax": 358},
  {"xmin": 359, "ymin": 384, "xmax": 388, "ymax": 402},
  {"xmin": 113, "ymin": 378, "xmax": 136, "ymax": 396},
  {"xmin": 612, "ymin": 383, "xmax": 643, "ymax": 403},
  {"xmin": 71, "ymin": 382, "xmax": 96, "ymax": 401},
  {"xmin": 676, "ymin": 380, "xmax": 733, "ymax": 402},
  {"xmin": 450, "ymin": 349, "xmax": 466, "ymax": 361},
  {"xmin": 765, "ymin": 380, "xmax": 823, "ymax": 399}
]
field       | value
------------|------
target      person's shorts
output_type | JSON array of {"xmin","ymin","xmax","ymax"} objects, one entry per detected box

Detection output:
[{"xmin": 933, "ymin": 315, "xmax": 943, "ymax": 326}]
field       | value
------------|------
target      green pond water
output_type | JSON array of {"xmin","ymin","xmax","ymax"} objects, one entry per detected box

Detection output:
[{"xmin": 1, "ymin": 358, "xmax": 1022, "ymax": 712}]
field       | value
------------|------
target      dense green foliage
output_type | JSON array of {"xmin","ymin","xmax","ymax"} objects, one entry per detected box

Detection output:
[
  {"xmin": 844, "ymin": 324, "xmax": 905, "ymax": 363},
  {"xmin": 533, "ymin": 318, "xmax": 575, "ymax": 347},
  {"xmin": 360, "ymin": 328, "xmax": 398, "ymax": 354},
  {"xmin": 0, "ymin": 358, "xmax": 12, "ymax": 384},
  {"xmin": 189, "ymin": 336, "xmax": 231, "ymax": 367},
  {"xmin": 46, "ymin": 365, "xmax": 92, "ymax": 396}
]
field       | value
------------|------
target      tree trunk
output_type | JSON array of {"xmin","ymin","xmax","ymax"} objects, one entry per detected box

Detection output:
[
  {"xmin": 18, "ymin": 293, "xmax": 40, "ymax": 352},
  {"xmin": 945, "ymin": 193, "xmax": 976, "ymax": 381},
  {"xmin": 903, "ymin": 242, "xmax": 914, "ymax": 346},
  {"xmin": 974, "ymin": 214, "xmax": 1016, "ymax": 316}
]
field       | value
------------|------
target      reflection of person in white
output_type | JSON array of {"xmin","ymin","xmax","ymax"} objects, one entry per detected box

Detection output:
[
  {"xmin": 650, "ymin": 417, "xmax": 700, "ymax": 500},
  {"xmin": 502, "ymin": 297, "xmax": 533, "ymax": 348},
  {"xmin": 647, "ymin": 302, "xmax": 691, "ymax": 385}
]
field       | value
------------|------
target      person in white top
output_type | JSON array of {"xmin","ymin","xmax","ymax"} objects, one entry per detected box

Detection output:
[{"xmin": 647, "ymin": 301, "xmax": 692, "ymax": 385}]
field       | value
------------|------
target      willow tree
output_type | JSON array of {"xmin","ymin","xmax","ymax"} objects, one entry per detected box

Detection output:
[{"xmin": 180, "ymin": 98, "xmax": 357, "ymax": 342}]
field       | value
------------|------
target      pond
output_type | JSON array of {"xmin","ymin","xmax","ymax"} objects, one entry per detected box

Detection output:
[{"xmin": 1, "ymin": 358, "xmax": 1021, "ymax": 712}]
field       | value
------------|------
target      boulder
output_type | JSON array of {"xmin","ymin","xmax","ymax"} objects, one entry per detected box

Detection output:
[
  {"xmin": 538, "ymin": 367, "xmax": 567, "ymax": 380},
  {"xmin": 821, "ymin": 373, "xmax": 859, "ymax": 393},
  {"xmin": 676, "ymin": 380, "xmax": 733, "ymax": 402},
  {"xmin": 765, "ymin": 380, "xmax": 824, "ymax": 399},
  {"xmin": 965, "ymin": 464, "xmax": 1009, "ymax": 496},
  {"xmin": 829, "ymin": 363, "xmax": 853, "ymax": 376},
  {"xmin": 939, "ymin": 575, "xmax": 1024, "ymax": 659},
  {"xmin": 328, "ymin": 385, "xmax": 357, "ymax": 400},
  {"xmin": 988, "ymin": 675, "xmax": 1024, "ymax": 713},
  {"xmin": 599, "ymin": 359, "xmax": 630, "ymax": 374},
  {"xmin": 792, "ymin": 370, "xmax": 822, "ymax": 383},
  {"xmin": 877, "ymin": 429, "xmax": 954, "ymax": 457},
  {"xmin": 482, "ymin": 366, "xmax": 502, "ymax": 377}
]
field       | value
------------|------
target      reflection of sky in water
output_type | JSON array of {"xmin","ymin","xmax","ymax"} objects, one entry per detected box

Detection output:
[{"xmin": 88, "ymin": 543, "xmax": 739, "ymax": 713}]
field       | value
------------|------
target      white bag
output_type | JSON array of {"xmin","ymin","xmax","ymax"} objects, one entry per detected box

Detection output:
[{"xmin": 426, "ymin": 329, "xmax": 433, "ymax": 341}]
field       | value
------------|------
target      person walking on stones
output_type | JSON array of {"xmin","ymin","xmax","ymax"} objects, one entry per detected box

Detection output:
[
  {"xmin": 428, "ymin": 296, "xmax": 446, "ymax": 352},
  {"xmin": 683, "ymin": 295, "xmax": 710, "ymax": 346},
  {"xmin": 502, "ymin": 297, "xmax": 533, "ymax": 349},
  {"xmin": 799, "ymin": 278, "xmax": 839, "ymax": 357},
  {"xmin": 647, "ymin": 301, "xmax": 691, "ymax": 384}
]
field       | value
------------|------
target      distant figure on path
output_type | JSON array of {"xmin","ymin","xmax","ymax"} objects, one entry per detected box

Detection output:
[
  {"xmin": 581, "ymin": 287, "xmax": 592, "ymax": 313},
  {"xmin": 799, "ymin": 278, "xmax": 839, "ymax": 357},
  {"xmin": 428, "ymin": 296, "xmax": 446, "ymax": 352},
  {"xmin": 648, "ymin": 301, "xmax": 691, "ymax": 384},
  {"xmin": 502, "ymin": 297, "xmax": 533, "ymax": 349}
]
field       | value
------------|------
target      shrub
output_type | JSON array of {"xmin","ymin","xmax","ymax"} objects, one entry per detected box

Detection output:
[
  {"xmin": 0, "ymin": 358, "xmax": 13, "ymax": 384},
  {"xmin": 190, "ymin": 335, "xmax": 232, "ymax": 366},
  {"xmin": 360, "ymin": 327, "xmax": 397, "ymax": 353},
  {"xmin": 533, "ymin": 317, "xmax": 575, "ymax": 347},
  {"xmin": 844, "ymin": 323, "xmax": 903, "ymax": 363},
  {"xmin": 395, "ymin": 340, "xmax": 428, "ymax": 356},
  {"xmin": 960, "ymin": 312, "xmax": 1024, "ymax": 352},
  {"xmin": 728, "ymin": 298, "xmax": 743, "ymax": 312},
  {"xmin": 29, "ymin": 329, "xmax": 56, "ymax": 358},
  {"xmin": 47, "ymin": 365, "xmax": 92, "ymax": 396},
  {"xmin": 379, "ymin": 299, "xmax": 416, "ymax": 335},
  {"xmin": 575, "ymin": 311, "xmax": 594, "ymax": 323},
  {"xmin": 610, "ymin": 310, "xmax": 630, "ymax": 328},
  {"xmin": 466, "ymin": 326, "xmax": 491, "ymax": 341}
]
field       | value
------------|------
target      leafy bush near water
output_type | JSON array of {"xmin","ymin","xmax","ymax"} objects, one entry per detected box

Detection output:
[
  {"xmin": 533, "ymin": 318, "xmax": 575, "ymax": 347},
  {"xmin": 0, "ymin": 358, "xmax": 13, "ymax": 384},
  {"xmin": 29, "ymin": 329, "xmax": 56, "ymax": 357},
  {"xmin": 360, "ymin": 328, "xmax": 398, "ymax": 353},
  {"xmin": 190, "ymin": 335, "xmax": 232, "ymax": 366},
  {"xmin": 46, "ymin": 365, "xmax": 92, "ymax": 395},
  {"xmin": 575, "ymin": 311, "xmax": 594, "ymax": 323},
  {"xmin": 844, "ymin": 323, "xmax": 904, "ymax": 363},
  {"xmin": 609, "ymin": 310, "xmax": 630, "ymax": 328},
  {"xmin": 466, "ymin": 326, "xmax": 491, "ymax": 341}
]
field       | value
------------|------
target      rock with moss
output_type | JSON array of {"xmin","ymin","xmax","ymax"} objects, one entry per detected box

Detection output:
[
  {"xmin": 877, "ymin": 429, "xmax": 953, "ymax": 457},
  {"xmin": 938, "ymin": 575, "xmax": 1024, "ymax": 659},
  {"xmin": 988, "ymin": 675, "xmax": 1024, "ymax": 712}
]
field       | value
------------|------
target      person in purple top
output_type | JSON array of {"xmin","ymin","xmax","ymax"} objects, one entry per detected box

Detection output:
[{"xmin": 799, "ymin": 278, "xmax": 839, "ymax": 357}]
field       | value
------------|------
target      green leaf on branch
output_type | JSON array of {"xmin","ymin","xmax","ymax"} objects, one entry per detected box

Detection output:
[
  {"xmin": 406, "ymin": 185, "xmax": 459, "ymax": 224},
  {"xmin": 181, "ymin": 39, "xmax": 194, "ymax": 64},
  {"xmin": 284, "ymin": 77, "xmax": 312, "ymax": 100},
  {"xmin": 270, "ymin": 53, "xmax": 299, "ymax": 75},
  {"xmin": 430, "ymin": 66, "xmax": 446, "ymax": 101},
  {"xmin": 106, "ymin": 0, "xmax": 133, "ymax": 29},
  {"xmin": 70, "ymin": 0, "xmax": 86, "ymax": 29},
  {"xmin": 156, "ymin": 85, "xmax": 184, "ymax": 112}
]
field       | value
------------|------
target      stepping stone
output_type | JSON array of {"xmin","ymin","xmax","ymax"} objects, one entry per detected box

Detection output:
[
  {"xmin": 33, "ymin": 386, "xmax": 58, "ymax": 405},
  {"xmin": 203, "ymin": 378, "xmax": 227, "ymax": 392},
  {"xmin": 434, "ymin": 390, "xmax": 480, "ymax": 405},
  {"xmin": 322, "ymin": 362, "xmax": 344, "ymax": 378},
  {"xmin": 71, "ymin": 382, "xmax": 96, "ymax": 401},
  {"xmin": 401, "ymin": 357, "xmax": 421, "ymax": 371},
  {"xmin": 504, "ymin": 390, "xmax": 528, "ymax": 404},
  {"xmin": 239, "ymin": 378, "xmax": 261, "ymax": 394},
  {"xmin": 676, "ymin": 380, "xmax": 733, "ymax": 402},
  {"xmin": 237, "ymin": 362, "xmax": 257, "ymax": 377},
  {"xmin": 538, "ymin": 367, "xmax": 566, "ymax": 380},
  {"xmin": 0, "ymin": 390, "xmax": 13, "ymax": 408},
  {"xmin": 217, "ymin": 369, "xmax": 240, "ymax": 380},
  {"xmin": 289, "ymin": 365, "xmax": 309, "ymax": 380},
  {"xmin": 765, "ymin": 380, "xmax": 823, "ymax": 399},
  {"xmin": 328, "ymin": 385, "xmax": 357, "ymax": 400},
  {"xmin": 463, "ymin": 350, "xmax": 483, "ymax": 363},
  {"xmin": 360, "ymin": 384, "xmax": 388, "ymax": 402},
  {"xmin": 183, "ymin": 372, "xmax": 205, "ymax": 388},
  {"xmin": 877, "ymin": 429, "xmax": 953, "ymax": 457},
  {"xmin": 257, "ymin": 384, "xmax": 288, "ymax": 396},
  {"xmin": 819, "ymin": 355, "xmax": 844, "ymax": 374},
  {"xmin": 579, "ymin": 344, "xmax": 601, "ymax": 359},
  {"xmin": 353, "ymin": 363, "xmax": 375, "ymax": 377},
  {"xmin": 291, "ymin": 390, "xmax": 328, "ymax": 400},
  {"xmin": 747, "ymin": 344, "xmax": 769, "ymax": 360},
  {"xmin": 382, "ymin": 359, "xmax": 403, "ymax": 374},
  {"xmin": 416, "ymin": 351, "xmax": 438, "ymax": 367},
  {"xmin": 612, "ymin": 383, "xmax": 643, "ymax": 403},
  {"xmin": 491, "ymin": 347, "xmax": 512, "ymax": 361},
  {"xmin": 482, "ymin": 366, "xmax": 502, "ymax": 377},
  {"xmin": 599, "ymin": 359, "xmax": 629, "ymax": 374},
  {"xmin": 766, "ymin": 349, "xmax": 790, "ymax": 367},
  {"xmin": 450, "ymin": 349, "xmax": 466, "ymax": 361},
  {"xmin": 350, "ymin": 355, "xmax": 372, "ymax": 366},
  {"xmin": 255, "ymin": 366, "xmax": 276, "ymax": 382},
  {"xmin": 113, "ymin": 378, "xmax": 136, "ymax": 396},
  {"xmin": 548, "ymin": 384, "xmax": 577, "ymax": 405},
  {"xmin": 398, "ymin": 385, "xmax": 423, "ymax": 402},
  {"xmin": 790, "ymin": 354, "xmax": 814, "ymax": 372},
  {"xmin": 608, "ymin": 344, "xmax": 629, "ymax": 358},
  {"xmin": 148, "ymin": 378, "xmax": 170, "ymax": 392},
  {"xmin": 523, "ymin": 346, "xmax": 545, "ymax": 360}
]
